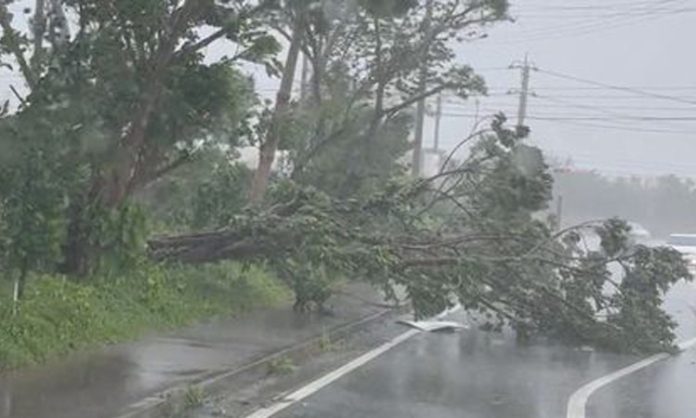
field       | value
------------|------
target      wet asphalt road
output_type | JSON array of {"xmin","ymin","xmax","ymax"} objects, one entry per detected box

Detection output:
[
  {"xmin": 269, "ymin": 282, "xmax": 696, "ymax": 418},
  {"xmin": 586, "ymin": 281, "xmax": 696, "ymax": 418},
  {"xmin": 587, "ymin": 348, "xmax": 696, "ymax": 418},
  {"xmin": 270, "ymin": 312, "xmax": 636, "ymax": 418}
]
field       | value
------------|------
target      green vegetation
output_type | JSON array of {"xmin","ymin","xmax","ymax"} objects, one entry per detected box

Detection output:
[
  {"xmin": 266, "ymin": 356, "xmax": 297, "ymax": 376},
  {"xmin": 183, "ymin": 385, "xmax": 205, "ymax": 409},
  {"xmin": 318, "ymin": 329, "xmax": 341, "ymax": 353},
  {"xmin": 0, "ymin": 262, "xmax": 288, "ymax": 369}
]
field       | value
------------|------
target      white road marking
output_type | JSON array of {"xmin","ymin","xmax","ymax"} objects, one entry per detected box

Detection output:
[
  {"xmin": 566, "ymin": 336, "xmax": 696, "ymax": 418},
  {"xmin": 245, "ymin": 305, "xmax": 461, "ymax": 418}
]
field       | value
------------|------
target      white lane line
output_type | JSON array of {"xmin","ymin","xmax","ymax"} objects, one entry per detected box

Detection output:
[
  {"xmin": 566, "ymin": 336, "xmax": 696, "ymax": 418},
  {"xmin": 245, "ymin": 305, "xmax": 461, "ymax": 418},
  {"xmin": 246, "ymin": 329, "xmax": 420, "ymax": 418}
]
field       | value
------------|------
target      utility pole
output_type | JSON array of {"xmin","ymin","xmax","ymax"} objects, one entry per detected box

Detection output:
[
  {"xmin": 433, "ymin": 94, "xmax": 442, "ymax": 152},
  {"xmin": 411, "ymin": 0, "xmax": 433, "ymax": 177},
  {"xmin": 300, "ymin": 53, "xmax": 310, "ymax": 102},
  {"xmin": 512, "ymin": 54, "xmax": 532, "ymax": 128},
  {"xmin": 555, "ymin": 195, "xmax": 563, "ymax": 230}
]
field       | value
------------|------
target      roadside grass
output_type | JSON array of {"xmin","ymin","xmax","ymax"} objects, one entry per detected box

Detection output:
[
  {"xmin": 318, "ymin": 328, "xmax": 342, "ymax": 352},
  {"xmin": 266, "ymin": 355, "xmax": 297, "ymax": 376},
  {"xmin": 0, "ymin": 261, "xmax": 289, "ymax": 370},
  {"xmin": 183, "ymin": 385, "xmax": 205, "ymax": 408}
]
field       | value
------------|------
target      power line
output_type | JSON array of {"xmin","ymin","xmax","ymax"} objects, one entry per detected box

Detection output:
[
  {"xmin": 520, "ymin": 7, "xmax": 696, "ymax": 19},
  {"xmin": 530, "ymin": 94, "xmax": 696, "ymax": 129},
  {"xmin": 531, "ymin": 103, "xmax": 696, "ymax": 112},
  {"xmin": 486, "ymin": 0, "xmax": 692, "ymax": 44},
  {"xmin": 438, "ymin": 112, "xmax": 695, "ymax": 134},
  {"xmin": 487, "ymin": 86, "xmax": 696, "ymax": 91},
  {"xmin": 440, "ymin": 111, "xmax": 696, "ymax": 123},
  {"xmin": 452, "ymin": 92, "xmax": 696, "ymax": 101},
  {"xmin": 439, "ymin": 101, "xmax": 696, "ymax": 121},
  {"xmin": 475, "ymin": 67, "xmax": 515, "ymax": 72},
  {"xmin": 491, "ymin": 12, "xmax": 686, "ymax": 44},
  {"xmin": 529, "ymin": 117, "xmax": 695, "ymax": 135},
  {"xmin": 442, "ymin": 98, "xmax": 696, "ymax": 112},
  {"xmin": 520, "ymin": 2, "xmax": 696, "ymax": 15},
  {"xmin": 534, "ymin": 68, "xmax": 696, "ymax": 106},
  {"xmin": 514, "ymin": 0, "xmax": 690, "ymax": 27},
  {"xmin": 438, "ymin": 60, "xmax": 696, "ymax": 136},
  {"xmin": 445, "ymin": 98, "xmax": 696, "ymax": 112},
  {"xmin": 521, "ymin": 0, "xmax": 691, "ymax": 10},
  {"xmin": 527, "ymin": 116, "xmax": 696, "ymax": 122},
  {"xmin": 517, "ymin": 95, "xmax": 696, "ymax": 100},
  {"xmin": 443, "ymin": 99, "xmax": 696, "ymax": 113}
]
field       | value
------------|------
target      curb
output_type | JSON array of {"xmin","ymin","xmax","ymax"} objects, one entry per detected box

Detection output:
[{"xmin": 114, "ymin": 305, "xmax": 405, "ymax": 418}]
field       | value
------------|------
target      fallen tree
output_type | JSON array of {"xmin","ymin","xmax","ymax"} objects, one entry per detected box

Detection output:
[{"xmin": 149, "ymin": 118, "xmax": 692, "ymax": 354}]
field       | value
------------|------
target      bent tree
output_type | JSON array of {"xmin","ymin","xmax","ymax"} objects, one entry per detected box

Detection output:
[{"xmin": 0, "ymin": 0, "xmax": 278, "ymax": 275}]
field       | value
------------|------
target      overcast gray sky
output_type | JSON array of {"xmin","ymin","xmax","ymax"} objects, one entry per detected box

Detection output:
[
  {"xmin": 430, "ymin": 0, "xmax": 696, "ymax": 178},
  {"xmin": 1, "ymin": 0, "xmax": 693, "ymax": 178}
]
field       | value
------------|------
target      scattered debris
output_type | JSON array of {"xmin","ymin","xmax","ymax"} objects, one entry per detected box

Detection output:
[
  {"xmin": 210, "ymin": 406, "xmax": 226, "ymax": 416},
  {"xmin": 396, "ymin": 319, "xmax": 468, "ymax": 332}
]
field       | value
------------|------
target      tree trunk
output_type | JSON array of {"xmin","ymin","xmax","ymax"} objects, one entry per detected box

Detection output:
[
  {"xmin": 248, "ymin": 15, "xmax": 304, "ymax": 204},
  {"xmin": 16, "ymin": 261, "xmax": 27, "ymax": 300},
  {"xmin": 60, "ymin": 173, "xmax": 110, "ymax": 277},
  {"xmin": 411, "ymin": 0, "xmax": 433, "ymax": 178},
  {"xmin": 60, "ymin": 196, "xmax": 93, "ymax": 277},
  {"xmin": 30, "ymin": 0, "xmax": 46, "ymax": 71}
]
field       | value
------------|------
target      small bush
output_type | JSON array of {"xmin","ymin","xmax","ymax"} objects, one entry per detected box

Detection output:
[
  {"xmin": 274, "ymin": 261, "xmax": 337, "ymax": 312},
  {"xmin": 266, "ymin": 356, "xmax": 296, "ymax": 376},
  {"xmin": 183, "ymin": 385, "xmax": 205, "ymax": 408},
  {"xmin": 317, "ymin": 328, "xmax": 344, "ymax": 352}
]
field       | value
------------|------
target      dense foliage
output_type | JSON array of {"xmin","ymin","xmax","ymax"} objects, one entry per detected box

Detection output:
[{"xmin": 137, "ymin": 148, "xmax": 252, "ymax": 233}]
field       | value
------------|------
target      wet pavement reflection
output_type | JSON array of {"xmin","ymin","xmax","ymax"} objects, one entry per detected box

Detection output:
[
  {"xmin": 588, "ymin": 280, "xmax": 696, "ymax": 418},
  {"xmin": 274, "ymin": 281, "xmax": 696, "ymax": 418},
  {"xmin": 275, "ymin": 310, "xmax": 640, "ymax": 418},
  {"xmin": 0, "ymin": 286, "xmax": 385, "ymax": 418}
]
